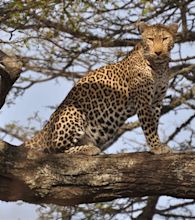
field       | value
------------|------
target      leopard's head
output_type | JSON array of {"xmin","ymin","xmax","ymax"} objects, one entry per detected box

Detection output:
[{"xmin": 137, "ymin": 22, "xmax": 178, "ymax": 63}]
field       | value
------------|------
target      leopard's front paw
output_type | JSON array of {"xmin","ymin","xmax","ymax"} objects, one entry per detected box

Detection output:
[{"xmin": 150, "ymin": 144, "xmax": 173, "ymax": 155}]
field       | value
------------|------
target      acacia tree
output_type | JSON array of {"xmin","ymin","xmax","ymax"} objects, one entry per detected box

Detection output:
[{"xmin": 0, "ymin": 0, "xmax": 195, "ymax": 219}]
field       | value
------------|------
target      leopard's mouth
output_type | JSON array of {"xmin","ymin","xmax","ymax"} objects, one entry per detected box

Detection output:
[{"xmin": 145, "ymin": 53, "xmax": 170, "ymax": 63}]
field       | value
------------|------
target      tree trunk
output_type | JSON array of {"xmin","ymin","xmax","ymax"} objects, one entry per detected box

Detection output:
[
  {"xmin": 0, "ymin": 144, "xmax": 194, "ymax": 206},
  {"xmin": 0, "ymin": 50, "xmax": 22, "ymax": 109}
]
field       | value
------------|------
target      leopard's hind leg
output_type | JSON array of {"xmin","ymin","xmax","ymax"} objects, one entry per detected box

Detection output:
[{"xmin": 43, "ymin": 105, "xmax": 101, "ymax": 156}]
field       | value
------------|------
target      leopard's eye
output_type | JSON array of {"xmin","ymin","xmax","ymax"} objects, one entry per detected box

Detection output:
[
  {"xmin": 148, "ymin": 37, "xmax": 154, "ymax": 41},
  {"xmin": 163, "ymin": 37, "xmax": 168, "ymax": 41}
]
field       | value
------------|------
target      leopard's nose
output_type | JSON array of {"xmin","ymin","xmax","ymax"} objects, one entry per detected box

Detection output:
[{"xmin": 155, "ymin": 51, "xmax": 162, "ymax": 56}]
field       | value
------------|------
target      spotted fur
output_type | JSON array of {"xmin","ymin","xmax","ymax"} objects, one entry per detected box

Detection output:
[{"xmin": 24, "ymin": 22, "xmax": 178, "ymax": 155}]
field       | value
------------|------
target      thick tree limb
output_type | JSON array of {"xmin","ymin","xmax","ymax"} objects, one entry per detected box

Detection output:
[
  {"xmin": 0, "ymin": 50, "xmax": 23, "ymax": 109},
  {"xmin": 0, "ymin": 143, "xmax": 195, "ymax": 206}
]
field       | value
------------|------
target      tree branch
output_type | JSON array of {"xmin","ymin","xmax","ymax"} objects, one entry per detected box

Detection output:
[
  {"xmin": 0, "ymin": 144, "xmax": 195, "ymax": 206},
  {"xmin": 0, "ymin": 50, "xmax": 23, "ymax": 109},
  {"xmin": 136, "ymin": 196, "xmax": 159, "ymax": 220}
]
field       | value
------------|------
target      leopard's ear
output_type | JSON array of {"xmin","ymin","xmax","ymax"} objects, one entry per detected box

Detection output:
[
  {"xmin": 168, "ymin": 23, "xmax": 179, "ymax": 34},
  {"xmin": 137, "ymin": 21, "xmax": 149, "ymax": 34}
]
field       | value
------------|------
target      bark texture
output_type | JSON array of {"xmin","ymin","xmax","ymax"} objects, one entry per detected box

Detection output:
[
  {"xmin": 0, "ymin": 144, "xmax": 194, "ymax": 206},
  {"xmin": 0, "ymin": 50, "xmax": 22, "ymax": 109}
]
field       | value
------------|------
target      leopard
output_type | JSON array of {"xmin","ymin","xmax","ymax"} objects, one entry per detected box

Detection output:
[{"xmin": 19, "ymin": 22, "xmax": 178, "ymax": 155}]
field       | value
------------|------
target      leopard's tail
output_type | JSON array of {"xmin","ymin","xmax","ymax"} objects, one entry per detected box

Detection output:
[{"xmin": 0, "ymin": 140, "xmax": 22, "ymax": 153}]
